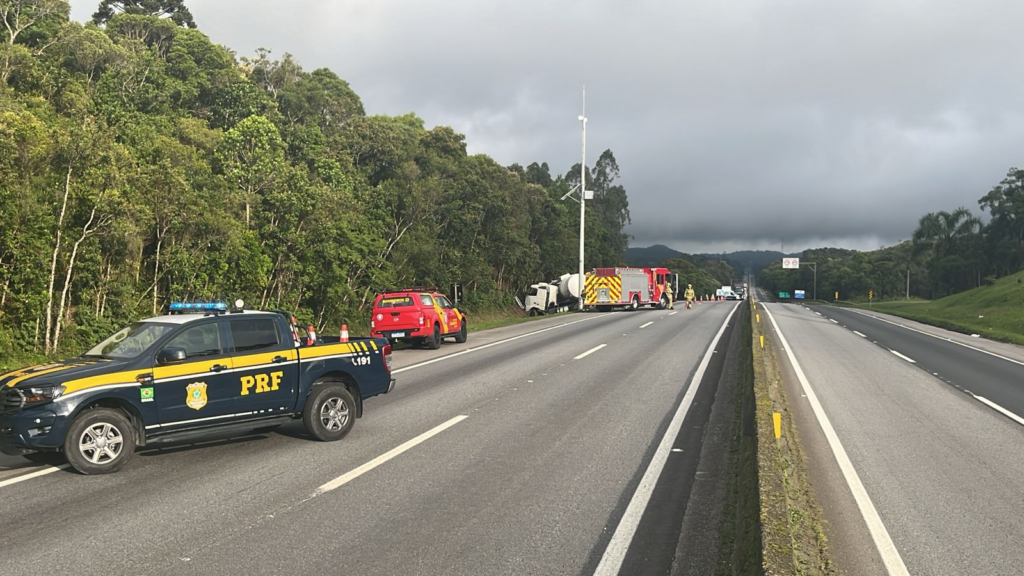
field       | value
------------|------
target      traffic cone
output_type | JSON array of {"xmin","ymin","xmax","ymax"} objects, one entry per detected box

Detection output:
[
  {"xmin": 340, "ymin": 324, "xmax": 349, "ymax": 343},
  {"xmin": 307, "ymin": 324, "xmax": 317, "ymax": 345}
]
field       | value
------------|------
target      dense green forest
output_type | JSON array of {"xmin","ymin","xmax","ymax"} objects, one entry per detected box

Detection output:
[
  {"xmin": 0, "ymin": 0, "xmax": 632, "ymax": 359},
  {"xmin": 758, "ymin": 168, "xmax": 1024, "ymax": 300}
]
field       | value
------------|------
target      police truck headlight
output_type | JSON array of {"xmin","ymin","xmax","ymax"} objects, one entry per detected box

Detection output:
[{"xmin": 22, "ymin": 384, "xmax": 66, "ymax": 405}]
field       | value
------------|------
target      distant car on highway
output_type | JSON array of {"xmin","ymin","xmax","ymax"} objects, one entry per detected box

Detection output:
[
  {"xmin": 0, "ymin": 301, "xmax": 395, "ymax": 474},
  {"xmin": 371, "ymin": 288, "xmax": 467, "ymax": 349}
]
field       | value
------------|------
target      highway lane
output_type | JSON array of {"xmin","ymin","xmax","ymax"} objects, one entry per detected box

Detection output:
[
  {"xmin": 815, "ymin": 305, "xmax": 1024, "ymax": 425},
  {"xmin": 0, "ymin": 301, "xmax": 741, "ymax": 576},
  {"xmin": 763, "ymin": 302, "xmax": 1024, "ymax": 576}
]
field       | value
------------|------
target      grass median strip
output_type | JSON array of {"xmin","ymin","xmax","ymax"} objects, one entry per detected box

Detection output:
[{"xmin": 749, "ymin": 299, "xmax": 835, "ymax": 575}]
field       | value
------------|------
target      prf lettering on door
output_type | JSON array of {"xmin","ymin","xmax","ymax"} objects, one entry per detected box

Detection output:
[{"xmin": 240, "ymin": 371, "xmax": 283, "ymax": 395}]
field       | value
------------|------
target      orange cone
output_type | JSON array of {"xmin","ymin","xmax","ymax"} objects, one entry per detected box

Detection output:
[
  {"xmin": 307, "ymin": 325, "xmax": 317, "ymax": 345},
  {"xmin": 340, "ymin": 324, "xmax": 349, "ymax": 343}
]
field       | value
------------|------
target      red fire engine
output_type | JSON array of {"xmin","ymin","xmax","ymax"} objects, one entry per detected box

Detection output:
[{"xmin": 584, "ymin": 267, "xmax": 675, "ymax": 311}]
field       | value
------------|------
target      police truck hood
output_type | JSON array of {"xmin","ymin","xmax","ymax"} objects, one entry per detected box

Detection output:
[{"xmin": 1, "ymin": 357, "xmax": 130, "ymax": 389}]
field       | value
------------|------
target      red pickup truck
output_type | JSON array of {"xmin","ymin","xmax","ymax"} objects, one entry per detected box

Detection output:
[{"xmin": 370, "ymin": 288, "xmax": 467, "ymax": 349}]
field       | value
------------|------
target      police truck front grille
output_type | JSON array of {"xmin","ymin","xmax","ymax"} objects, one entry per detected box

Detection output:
[{"xmin": 2, "ymin": 388, "xmax": 25, "ymax": 413}]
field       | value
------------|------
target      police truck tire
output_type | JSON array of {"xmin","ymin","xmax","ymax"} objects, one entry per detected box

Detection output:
[
  {"xmin": 454, "ymin": 320, "xmax": 468, "ymax": 344},
  {"xmin": 303, "ymin": 383, "xmax": 355, "ymax": 442},
  {"xmin": 426, "ymin": 324, "xmax": 442, "ymax": 349},
  {"xmin": 64, "ymin": 408, "xmax": 136, "ymax": 475}
]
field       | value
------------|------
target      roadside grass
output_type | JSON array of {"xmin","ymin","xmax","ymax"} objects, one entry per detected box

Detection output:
[
  {"xmin": 749, "ymin": 298, "xmax": 835, "ymax": 575},
  {"xmin": 0, "ymin": 352, "xmax": 50, "ymax": 373},
  {"xmin": 849, "ymin": 270, "xmax": 1024, "ymax": 346}
]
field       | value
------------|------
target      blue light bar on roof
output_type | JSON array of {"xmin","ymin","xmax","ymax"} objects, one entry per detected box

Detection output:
[{"xmin": 169, "ymin": 301, "xmax": 228, "ymax": 312}]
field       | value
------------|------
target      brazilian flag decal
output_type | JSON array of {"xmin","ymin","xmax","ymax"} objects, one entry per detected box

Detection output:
[{"xmin": 140, "ymin": 387, "xmax": 154, "ymax": 402}]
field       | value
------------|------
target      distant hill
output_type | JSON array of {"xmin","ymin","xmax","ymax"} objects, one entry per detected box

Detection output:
[
  {"xmin": 704, "ymin": 250, "xmax": 789, "ymax": 273},
  {"xmin": 626, "ymin": 245, "xmax": 789, "ymax": 273},
  {"xmin": 624, "ymin": 244, "xmax": 687, "ymax": 267}
]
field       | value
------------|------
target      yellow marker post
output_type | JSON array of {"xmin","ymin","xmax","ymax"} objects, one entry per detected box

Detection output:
[
  {"xmin": 760, "ymin": 335, "xmax": 764, "ymax": 349},
  {"xmin": 756, "ymin": 313, "xmax": 760, "ymax": 323},
  {"xmin": 773, "ymin": 412, "xmax": 782, "ymax": 438}
]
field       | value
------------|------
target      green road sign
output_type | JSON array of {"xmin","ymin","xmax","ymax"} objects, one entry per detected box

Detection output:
[{"xmin": 778, "ymin": 291, "xmax": 791, "ymax": 299}]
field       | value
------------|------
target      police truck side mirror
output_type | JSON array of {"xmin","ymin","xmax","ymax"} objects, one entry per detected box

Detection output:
[{"xmin": 157, "ymin": 348, "xmax": 187, "ymax": 365}]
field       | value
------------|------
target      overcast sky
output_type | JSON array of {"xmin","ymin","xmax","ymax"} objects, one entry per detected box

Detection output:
[{"xmin": 70, "ymin": 0, "xmax": 1024, "ymax": 254}]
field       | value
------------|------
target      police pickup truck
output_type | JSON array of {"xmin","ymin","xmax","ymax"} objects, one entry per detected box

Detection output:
[{"xmin": 0, "ymin": 301, "xmax": 395, "ymax": 474}]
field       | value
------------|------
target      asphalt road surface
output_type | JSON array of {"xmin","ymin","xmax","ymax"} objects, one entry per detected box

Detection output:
[
  {"xmin": 763, "ymin": 302, "xmax": 1024, "ymax": 576},
  {"xmin": 0, "ymin": 301, "xmax": 741, "ymax": 576}
]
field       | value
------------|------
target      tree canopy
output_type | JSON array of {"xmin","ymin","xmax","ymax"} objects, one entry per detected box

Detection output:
[
  {"xmin": 0, "ymin": 1, "xmax": 632, "ymax": 361},
  {"xmin": 92, "ymin": 0, "xmax": 195, "ymax": 28}
]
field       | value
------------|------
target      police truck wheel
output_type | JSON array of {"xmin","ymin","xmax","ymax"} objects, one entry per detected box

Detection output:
[
  {"xmin": 455, "ymin": 321, "xmax": 468, "ymax": 344},
  {"xmin": 64, "ymin": 408, "xmax": 136, "ymax": 475},
  {"xmin": 426, "ymin": 324, "xmax": 442, "ymax": 349},
  {"xmin": 303, "ymin": 383, "xmax": 355, "ymax": 442}
]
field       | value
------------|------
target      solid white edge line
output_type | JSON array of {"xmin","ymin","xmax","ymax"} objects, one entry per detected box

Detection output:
[
  {"xmin": 574, "ymin": 344, "xmax": 607, "ymax": 360},
  {"xmin": 392, "ymin": 314, "xmax": 611, "ymax": 374},
  {"xmin": 845, "ymin": 309, "xmax": 1024, "ymax": 368},
  {"xmin": 314, "ymin": 415, "xmax": 468, "ymax": 496},
  {"xmin": 890, "ymin": 350, "xmax": 916, "ymax": 364},
  {"xmin": 0, "ymin": 464, "xmax": 70, "ymax": 488},
  {"xmin": 593, "ymin": 301, "xmax": 741, "ymax": 576},
  {"xmin": 640, "ymin": 321, "xmax": 654, "ymax": 329},
  {"xmin": 854, "ymin": 331, "xmax": 867, "ymax": 338},
  {"xmin": 973, "ymin": 395, "xmax": 1024, "ymax": 427},
  {"xmin": 761, "ymin": 303, "xmax": 910, "ymax": 576}
]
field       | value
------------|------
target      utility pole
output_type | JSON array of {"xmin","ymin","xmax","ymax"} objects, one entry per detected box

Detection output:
[
  {"xmin": 803, "ymin": 261, "xmax": 818, "ymax": 301},
  {"xmin": 578, "ymin": 87, "xmax": 587, "ymax": 306},
  {"xmin": 906, "ymin": 267, "xmax": 910, "ymax": 300}
]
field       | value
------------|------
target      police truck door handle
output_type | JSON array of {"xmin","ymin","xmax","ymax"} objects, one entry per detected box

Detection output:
[
  {"xmin": 210, "ymin": 364, "xmax": 227, "ymax": 373},
  {"xmin": 272, "ymin": 355, "xmax": 286, "ymax": 364}
]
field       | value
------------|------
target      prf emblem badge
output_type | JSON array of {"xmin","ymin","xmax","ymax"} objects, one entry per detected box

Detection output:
[{"xmin": 185, "ymin": 382, "xmax": 208, "ymax": 410}]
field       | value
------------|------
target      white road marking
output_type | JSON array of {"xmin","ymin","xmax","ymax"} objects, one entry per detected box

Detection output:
[
  {"xmin": 890, "ymin": 350, "xmax": 916, "ymax": 364},
  {"xmin": 973, "ymin": 396, "xmax": 1024, "ymax": 426},
  {"xmin": 854, "ymin": 331, "xmax": 867, "ymax": 338},
  {"xmin": 815, "ymin": 312, "xmax": 822, "ymax": 316},
  {"xmin": 0, "ymin": 464, "xmax": 70, "ymax": 489},
  {"xmin": 669, "ymin": 312, "xmax": 678, "ymax": 316},
  {"xmin": 640, "ymin": 321, "xmax": 654, "ymax": 329},
  {"xmin": 313, "ymin": 415, "xmax": 467, "ymax": 495},
  {"xmin": 393, "ymin": 314, "xmax": 611, "ymax": 374},
  {"xmin": 829, "ymin": 319, "xmax": 839, "ymax": 324},
  {"xmin": 574, "ymin": 344, "xmax": 607, "ymax": 360},
  {"xmin": 846, "ymin": 309, "xmax": 1024, "ymax": 368},
  {"xmin": 594, "ymin": 302, "xmax": 741, "ymax": 576},
  {"xmin": 761, "ymin": 303, "xmax": 910, "ymax": 576}
]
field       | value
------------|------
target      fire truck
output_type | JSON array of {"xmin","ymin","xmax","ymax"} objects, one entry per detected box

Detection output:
[{"xmin": 584, "ymin": 267, "xmax": 676, "ymax": 311}]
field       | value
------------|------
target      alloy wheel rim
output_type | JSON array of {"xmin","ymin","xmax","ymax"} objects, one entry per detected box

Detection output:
[
  {"xmin": 320, "ymin": 397, "xmax": 350, "ymax": 431},
  {"xmin": 79, "ymin": 423, "xmax": 124, "ymax": 464}
]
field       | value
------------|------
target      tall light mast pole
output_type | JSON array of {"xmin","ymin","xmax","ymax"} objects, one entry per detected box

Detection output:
[{"xmin": 578, "ymin": 87, "xmax": 587, "ymax": 305}]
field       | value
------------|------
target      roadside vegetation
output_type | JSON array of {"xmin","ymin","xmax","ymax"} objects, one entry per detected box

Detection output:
[
  {"xmin": 856, "ymin": 270, "xmax": 1024, "ymax": 346},
  {"xmin": 0, "ymin": 0, "xmax": 635, "ymax": 366},
  {"xmin": 747, "ymin": 299, "xmax": 835, "ymax": 575},
  {"xmin": 758, "ymin": 168, "xmax": 1024, "ymax": 307}
]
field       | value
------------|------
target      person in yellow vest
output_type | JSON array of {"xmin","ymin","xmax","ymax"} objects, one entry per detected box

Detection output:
[{"xmin": 684, "ymin": 283, "xmax": 695, "ymax": 309}]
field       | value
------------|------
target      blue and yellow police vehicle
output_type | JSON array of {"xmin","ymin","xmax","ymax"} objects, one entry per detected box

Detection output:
[{"xmin": 0, "ymin": 301, "xmax": 395, "ymax": 474}]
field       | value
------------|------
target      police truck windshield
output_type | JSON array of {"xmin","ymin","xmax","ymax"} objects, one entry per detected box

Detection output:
[{"xmin": 84, "ymin": 322, "xmax": 174, "ymax": 359}]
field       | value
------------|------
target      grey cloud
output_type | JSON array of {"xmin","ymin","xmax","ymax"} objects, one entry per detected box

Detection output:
[{"xmin": 70, "ymin": 0, "xmax": 1024, "ymax": 254}]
